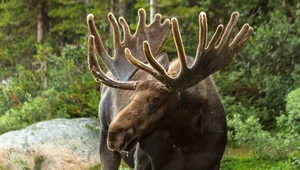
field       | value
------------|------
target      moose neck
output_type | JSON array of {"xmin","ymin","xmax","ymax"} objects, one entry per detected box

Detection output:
[{"xmin": 163, "ymin": 79, "xmax": 209, "ymax": 142}]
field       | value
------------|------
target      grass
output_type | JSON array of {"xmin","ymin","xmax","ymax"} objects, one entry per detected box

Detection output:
[
  {"xmin": 220, "ymin": 147, "xmax": 299, "ymax": 170},
  {"xmin": 90, "ymin": 147, "xmax": 299, "ymax": 170},
  {"xmin": 220, "ymin": 156, "xmax": 298, "ymax": 170},
  {"xmin": 90, "ymin": 161, "xmax": 131, "ymax": 170}
]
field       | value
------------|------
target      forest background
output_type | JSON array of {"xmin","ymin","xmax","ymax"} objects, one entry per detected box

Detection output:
[{"xmin": 0, "ymin": 0, "xmax": 299, "ymax": 169}]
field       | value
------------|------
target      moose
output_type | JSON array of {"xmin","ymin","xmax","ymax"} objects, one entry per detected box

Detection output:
[{"xmin": 87, "ymin": 8, "xmax": 253, "ymax": 170}]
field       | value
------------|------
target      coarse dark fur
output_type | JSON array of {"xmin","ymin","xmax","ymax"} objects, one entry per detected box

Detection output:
[{"xmin": 99, "ymin": 57, "xmax": 227, "ymax": 170}]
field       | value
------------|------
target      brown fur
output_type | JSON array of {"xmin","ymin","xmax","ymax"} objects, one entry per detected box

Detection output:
[
  {"xmin": 100, "ymin": 57, "xmax": 227, "ymax": 170},
  {"xmin": 90, "ymin": 9, "xmax": 253, "ymax": 170}
]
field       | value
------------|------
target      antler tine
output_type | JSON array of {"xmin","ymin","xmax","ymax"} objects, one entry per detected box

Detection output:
[
  {"xmin": 165, "ymin": 11, "xmax": 252, "ymax": 91},
  {"xmin": 88, "ymin": 35, "xmax": 136, "ymax": 90},
  {"xmin": 87, "ymin": 14, "xmax": 112, "ymax": 65},
  {"xmin": 143, "ymin": 42, "xmax": 171, "ymax": 79},
  {"xmin": 193, "ymin": 12, "xmax": 210, "ymax": 69},
  {"xmin": 198, "ymin": 12, "xmax": 208, "ymax": 53},
  {"xmin": 141, "ymin": 10, "xmax": 171, "ymax": 57},
  {"xmin": 153, "ymin": 13, "xmax": 161, "ymax": 24},
  {"xmin": 124, "ymin": 17, "xmax": 189, "ymax": 88},
  {"xmin": 230, "ymin": 23, "xmax": 254, "ymax": 52},
  {"xmin": 137, "ymin": 9, "xmax": 146, "ymax": 30},
  {"xmin": 87, "ymin": 8, "xmax": 171, "ymax": 85},
  {"xmin": 171, "ymin": 18, "xmax": 189, "ymax": 77},
  {"xmin": 124, "ymin": 48, "xmax": 161, "ymax": 80},
  {"xmin": 125, "ymin": 41, "xmax": 175, "ymax": 88},
  {"xmin": 119, "ymin": 17, "xmax": 132, "ymax": 44},
  {"xmin": 108, "ymin": 13, "xmax": 122, "ymax": 56},
  {"xmin": 217, "ymin": 12, "xmax": 240, "ymax": 48},
  {"xmin": 206, "ymin": 25, "xmax": 224, "ymax": 50},
  {"xmin": 117, "ymin": 11, "xmax": 252, "ymax": 92}
]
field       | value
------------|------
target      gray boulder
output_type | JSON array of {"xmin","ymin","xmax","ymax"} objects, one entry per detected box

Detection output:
[{"xmin": 0, "ymin": 118, "xmax": 100, "ymax": 170}]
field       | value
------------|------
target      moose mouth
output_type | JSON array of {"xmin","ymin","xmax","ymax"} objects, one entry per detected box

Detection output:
[
  {"xmin": 122, "ymin": 136, "xmax": 138, "ymax": 151},
  {"xmin": 108, "ymin": 133, "xmax": 139, "ymax": 152}
]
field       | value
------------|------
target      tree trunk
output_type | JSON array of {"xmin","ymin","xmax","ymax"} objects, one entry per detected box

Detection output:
[
  {"xmin": 150, "ymin": 0, "xmax": 156, "ymax": 22},
  {"xmin": 37, "ymin": 14, "xmax": 44, "ymax": 42},
  {"xmin": 118, "ymin": 0, "xmax": 126, "ymax": 17},
  {"xmin": 36, "ymin": 0, "xmax": 45, "ymax": 43},
  {"xmin": 187, "ymin": 0, "xmax": 197, "ymax": 7},
  {"xmin": 36, "ymin": 0, "xmax": 48, "ymax": 88}
]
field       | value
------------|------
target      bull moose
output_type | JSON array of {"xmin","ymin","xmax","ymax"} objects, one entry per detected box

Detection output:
[{"xmin": 87, "ymin": 8, "xmax": 253, "ymax": 170}]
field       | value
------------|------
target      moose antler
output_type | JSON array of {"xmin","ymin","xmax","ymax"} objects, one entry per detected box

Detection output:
[
  {"xmin": 88, "ymin": 36, "xmax": 137, "ymax": 90},
  {"xmin": 125, "ymin": 12, "xmax": 253, "ymax": 91},
  {"xmin": 87, "ymin": 8, "xmax": 171, "ymax": 87}
]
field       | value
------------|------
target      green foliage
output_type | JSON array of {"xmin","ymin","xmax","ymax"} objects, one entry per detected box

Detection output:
[
  {"xmin": 0, "ymin": 88, "xmax": 56, "ymax": 134},
  {"xmin": 85, "ymin": 122, "xmax": 100, "ymax": 134},
  {"xmin": 46, "ymin": 43, "xmax": 99, "ymax": 118},
  {"xmin": 46, "ymin": 0, "xmax": 105, "ymax": 47},
  {"xmin": 214, "ymin": 3, "xmax": 300, "ymax": 131},
  {"xmin": 89, "ymin": 164, "xmax": 131, "ymax": 170},
  {"xmin": 246, "ymin": 12, "xmax": 300, "ymax": 110},
  {"xmin": 0, "ymin": 66, "xmax": 43, "ymax": 115},
  {"xmin": 226, "ymin": 89, "xmax": 300, "ymax": 165},
  {"xmin": 33, "ymin": 155, "xmax": 45, "ymax": 170},
  {"xmin": 89, "ymin": 164, "xmax": 101, "ymax": 170},
  {"xmin": 221, "ymin": 95, "xmax": 269, "ymax": 121},
  {"xmin": 0, "ymin": 44, "xmax": 99, "ymax": 135},
  {"xmin": 277, "ymin": 88, "xmax": 300, "ymax": 133},
  {"xmin": 118, "ymin": 166, "xmax": 131, "ymax": 170},
  {"xmin": 0, "ymin": 165, "xmax": 5, "ymax": 170},
  {"xmin": 5, "ymin": 155, "xmax": 45, "ymax": 170},
  {"xmin": 0, "ymin": 0, "xmax": 300, "ymax": 167},
  {"xmin": 228, "ymin": 115, "xmax": 299, "ymax": 160},
  {"xmin": 135, "ymin": 2, "xmax": 300, "ymax": 131},
  {"xmin": 220, "ymin": 156, "xmax": 298, "ymax": 170},
  {"xmin": 0, "ymin": 0, "xmax": 106, "ymax": 68},
  {"xmin": 0, "ymin": 0, "xmax": 37, "ymax": 67}
]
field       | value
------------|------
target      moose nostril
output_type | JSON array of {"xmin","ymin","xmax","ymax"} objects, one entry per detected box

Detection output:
[
  {"xmin": 109, "ymin": 126, "xmax": 124, "ymax": 134},
  {"xmin": 118, "ymin": 127, "xmax": 124, "ymax": 132},
  {"xmin": 115, "ymin": 127, "xmax": 124, "ymax": 134}
]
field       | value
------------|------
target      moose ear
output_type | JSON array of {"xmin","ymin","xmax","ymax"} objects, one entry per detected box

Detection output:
[{"xmin": 156, "ymin": 52, "xmax": 169, "ymax": 72}]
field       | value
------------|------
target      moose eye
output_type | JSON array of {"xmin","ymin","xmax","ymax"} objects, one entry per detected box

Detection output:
[
  {"xmin": 152, "ymin": 97, "xmax": 161, "ymax": 104},
  {"xmin": 148, "ymin": 97, "xmax": 162, "ymax": 112}
]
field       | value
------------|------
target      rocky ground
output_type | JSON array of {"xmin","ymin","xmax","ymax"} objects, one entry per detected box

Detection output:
[{"xmin": 0, "ymin": 118, "xmax": 100, "ymax": 170}]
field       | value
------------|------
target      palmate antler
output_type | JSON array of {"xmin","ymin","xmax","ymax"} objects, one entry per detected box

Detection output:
[
  {"xmin": 88, "ymin": 10, "xmax": 253, "ymax": 91},
  {"xmin": 125, "ymin": 12, "xmax": 253, "ymax": 91},
  {"xmin": 87, "ymin": 8, "xmax": 171, "ymax": 89}
]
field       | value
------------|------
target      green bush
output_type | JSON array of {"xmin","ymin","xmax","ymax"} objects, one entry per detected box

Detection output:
[
  {"xmin": 45, "ymin": 43, "xmax": 99, "ymax": 117},
  {"xmin": 221, "ymin": 156, "xmax": 298, "ymax": 170},
  {"xmin": 0, "ymin": 66, "xmax": 44, "ymax": 115},
  {"xmin": 228, "ymin": 114, "xmax": 299, "ymax": 161},
  {"xmin": 0, "ymin": 88, "xmax": 57, "ymax": 134},
  {"xmin": 0, "ymin": 43, "xmax": 99, "ymax": 135},
  {"xmin": 215, "ymin": 10, "xmax": 300, "ymax": 130},
  {"xmin": 277, "ymin": 88, "xmax": 300, "ymax": 133},
  {"xmin": 227, "ymin": 88, "xmax": 300, "ymax": 162}
]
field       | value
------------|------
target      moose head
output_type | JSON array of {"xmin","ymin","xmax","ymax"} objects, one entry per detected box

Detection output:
[{"xmin": 87, "ymin": 9, "xmax": 253, "ymax": 153}]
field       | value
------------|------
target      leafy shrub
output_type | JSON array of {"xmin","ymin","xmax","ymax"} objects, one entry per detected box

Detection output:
[
  {"xmin": 0, "ymin": 65, "xmax": 44, "ymax": 115},
  {"xmin": 276, "ymin": 88, "xmax": 300, "ymax": 167},
  {"xmin": 221, "ymin": 95, "xmax": 269, "ymax": 122},
  {"xmin": 0, "ymin": 88, "xmax": 57, "ymax": 134},
  {"xmin": 215, "ymin": 10, "xmax": 300, "ymax": 130},
  {"xmin": 277, "ymin": 88, "xmax": 300, "ymax": 133},
  {"xmin": 228, "ymin": 114, "xmax": 299, "ymax": 161},
  {"xmin": 221, "ymin": 156, "xmax": 298, "ymax": 170},
  {"xmin": 0, "ymin": 43, "xmax": 99, "ymax": 135},
  {"xmin": 45, "ymin": 43, "xmax": 99, "ymax": 118}
]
